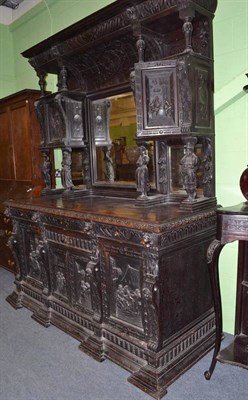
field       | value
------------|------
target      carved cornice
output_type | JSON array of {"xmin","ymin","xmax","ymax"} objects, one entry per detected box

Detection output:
[{"xmin": 25, "ymin": 0, "xmax": 216, "ymax": 75}]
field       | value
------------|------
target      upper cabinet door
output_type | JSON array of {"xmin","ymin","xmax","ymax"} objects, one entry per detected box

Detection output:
[{"xmin": 135, "ymin": 55, "xmax": 213, "ymax": 139}]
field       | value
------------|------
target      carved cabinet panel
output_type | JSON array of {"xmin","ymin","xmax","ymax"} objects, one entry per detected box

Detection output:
[
  {"xmin": 35, "ymin": 91, "xmax": 86, "ymax": 148},
  {"xmin": 135, "ymin": 55, "xmax": 213, "ymax": 138}
]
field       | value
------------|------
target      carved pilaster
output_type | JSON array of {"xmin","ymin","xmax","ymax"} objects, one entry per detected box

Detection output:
[
  {"xmin": 202, "ymin": 137, "xmax": 213, "ymax": 197},
  {"xmin": 142, "ymin": 251, "xmax": 160, "ymax": 351},
  {"xmin": 158, "ymin": 141, "xmax": 168, "ymax": 194},
  {"xmin": 82, "ymin": 146, "xmax": 91, "ymax": 189}
]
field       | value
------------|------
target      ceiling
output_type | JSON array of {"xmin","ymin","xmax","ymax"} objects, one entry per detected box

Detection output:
[{"xmin": 0, "ymin": 0, "xmax": 42, "ymax": 25}]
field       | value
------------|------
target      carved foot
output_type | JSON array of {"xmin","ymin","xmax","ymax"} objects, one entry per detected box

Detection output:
[
  {"xmin": 204, "ymin": 370, "xmax": 212, "ymax": 380},
  {"xmin": 32, "ymin": 306, "xmax": 51, "ymax": 328},
  {"xmin": 79, "ymin": 334, "xmax": 105, "ymax": 362},
  {"xmin": 128, "ymin": 367, "xmax": 168, "ymax": 400},
  {"xmin": 6, "ymin": 290, "xmax": 23, "ymax": 310}
]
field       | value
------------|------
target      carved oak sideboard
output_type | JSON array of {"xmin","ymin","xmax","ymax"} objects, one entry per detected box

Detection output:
[
  {"xmin": 6, "ymin": 197, "xmax": 216, "ymax": 399},
  {"xmin": 5, "ymin": 0, "xmax": 218, "ymax": 398}
]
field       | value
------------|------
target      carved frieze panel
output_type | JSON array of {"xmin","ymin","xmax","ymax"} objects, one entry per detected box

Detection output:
[
  {"xmin": 45, "ymin": 229, "xmax": 94, "ymax": 253},
  {"xmin": 160, "ymin": 210, "xmax": 216, "ymax": 247},
  {"xmin": 37, "ymin": 213, "xmax": 91, "ymax": 232}
]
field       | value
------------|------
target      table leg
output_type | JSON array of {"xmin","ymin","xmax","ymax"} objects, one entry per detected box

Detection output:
[{"xmin": 204, "ymin": 239, "xmax": 225, "ymax": 380}]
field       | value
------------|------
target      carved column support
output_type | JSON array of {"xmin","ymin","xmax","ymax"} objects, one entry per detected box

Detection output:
[
  {"xmin": 137, "ymin": 35, "xmax": 146, "ymax": 62},
  {"xmin": 179, "ymin": 8, "xmax": 195, "ymax": 52},
  {"xmin": 182, "ymin": 17, "xmax": 193, "ymax": 51},
  {"xmin": 136, "ymin": 143, "xmax": 150, "ymax": 199},
  {"xmin": 180, "ymin": 137, "xmax": 199, "ymax": 202},
  {"xmin": 36, "ymin": 69, "xmax": 47, "ymax": 96},
  {"xmin": 58, "ymin": 65, "xmax": 68, "ymax": 91},
  {"xmin": 82, "ymin": 145, "xmax": 91, "ymax": 189},
  {"xmin": 158, "ymin": 141, "xmax": 168, "ymax": 195},
  {"xmin": 41, "ymin": 148, "xmax": 52, "ymax": 191}
]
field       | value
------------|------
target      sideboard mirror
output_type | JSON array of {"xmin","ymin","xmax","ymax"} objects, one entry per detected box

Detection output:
[{"xmin": 91, "ymin": 92, "xmax": 155, "ymax": 187}]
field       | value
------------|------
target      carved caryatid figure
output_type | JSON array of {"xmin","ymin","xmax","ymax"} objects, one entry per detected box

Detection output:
[
  {"xmin": 180, "ymin": 140, "xmax": 199, "ymax": 201},
  {"xmin": 136, "ymin": 145, "xmax": 150, "ymax": 198},
  {"xmin": 42, "ymin": 151, "xmax": 51, "ymax": 190},
  {"xmin": 61, "ymin": 148, "xmax": 74, "ymax": 190}
]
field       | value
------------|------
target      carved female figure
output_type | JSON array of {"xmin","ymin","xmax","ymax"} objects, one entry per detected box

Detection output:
[
  {"xmin": 136, "ymin": 145, "xmax": 150, "ymax": 198},
  {"xmin": 61, "ymin": 148, "xmax": 74, "ymax": 190}
]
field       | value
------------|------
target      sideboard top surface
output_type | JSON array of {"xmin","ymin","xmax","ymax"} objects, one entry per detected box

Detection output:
[{"xmin": 5, "ymin": 195, "xmax": 216, "ymax": 233}]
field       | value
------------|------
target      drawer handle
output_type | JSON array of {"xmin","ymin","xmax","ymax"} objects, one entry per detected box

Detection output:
[
  {"xmin": 4, "ymin": 217, "xmax": 10, "ymax": 224},
  {"xmin": 4, "ymin": 230, "xmax": 12, "ymax": 236}
]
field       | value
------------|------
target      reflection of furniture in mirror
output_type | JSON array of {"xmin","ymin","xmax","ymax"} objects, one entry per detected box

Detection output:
[{"xmin": 6, "ymin": 1, "xmax": 218, "ymax": 399}]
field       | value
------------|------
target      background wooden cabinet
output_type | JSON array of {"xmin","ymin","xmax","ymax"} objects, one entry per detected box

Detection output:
[{"xmin": 0, "ymin": 89, "xmax": 44, "ymax": 272}]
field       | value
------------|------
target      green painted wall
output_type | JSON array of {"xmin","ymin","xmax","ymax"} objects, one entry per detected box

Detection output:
[
  {"xmin": 0, "ymin": 24, "xmax": 15, "ymax": 97},
  {"xmin": 0, "ymin": 0, "xmax": 248, "ymax": 333},
  {"xmin": 214, "ymin": 0, "xmax": 248, "ymax": 333}
]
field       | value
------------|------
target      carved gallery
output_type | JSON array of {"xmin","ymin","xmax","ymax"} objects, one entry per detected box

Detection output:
[{"xmin": 0, "ymin": 1, "xmax": 248, "ymax": 399}]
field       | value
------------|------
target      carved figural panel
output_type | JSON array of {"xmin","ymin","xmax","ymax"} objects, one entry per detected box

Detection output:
[
  {"xmin": 102, "ymin": 244, "xmax": 143, "ymax": 330},
  {"xmin": 135, "ymin": 55, "xmax": 213, "ymax": 138}
]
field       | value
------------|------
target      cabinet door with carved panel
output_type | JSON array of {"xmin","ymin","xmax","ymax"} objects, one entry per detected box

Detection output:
[
  {"xmin": 99, "ymin": 239, "xmax": 145, "ymax": 335},
  {"xmin": 45, "ymin": 224, "xmax": 100, "ymax": 321}
]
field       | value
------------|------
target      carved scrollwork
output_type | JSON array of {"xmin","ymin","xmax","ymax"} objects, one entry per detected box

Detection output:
[{"xmin": 206, "ymin": 239, "xmax": 223, "ymax": 264}]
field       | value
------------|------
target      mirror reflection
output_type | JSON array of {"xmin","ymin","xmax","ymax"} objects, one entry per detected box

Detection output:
[{"xmin": 93, "ymin": 92, "xmax": 155, "ymax": 186}]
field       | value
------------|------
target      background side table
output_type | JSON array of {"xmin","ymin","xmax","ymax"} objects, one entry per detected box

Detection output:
[{"xmin": 205, "ymin": 203, "xmax": 248, "ymax": 379}]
